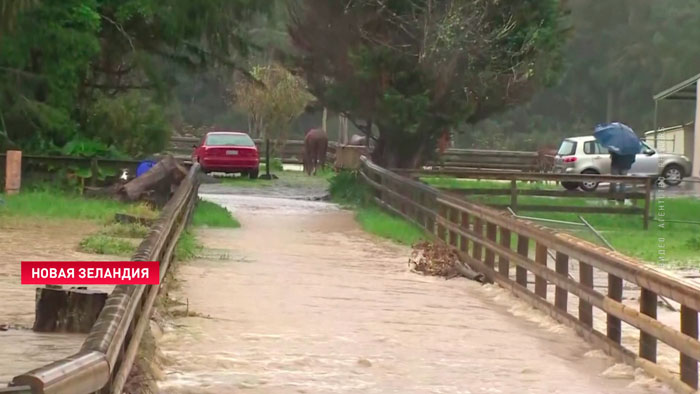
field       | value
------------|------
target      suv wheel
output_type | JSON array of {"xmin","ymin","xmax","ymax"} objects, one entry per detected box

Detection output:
[
  {"xmin": 662, "ymin": 164, "xmax": 683, "ymax": 186},
  {"xmin": 580, "ymin": 169, "xmax": 600, "ymax": 192}
]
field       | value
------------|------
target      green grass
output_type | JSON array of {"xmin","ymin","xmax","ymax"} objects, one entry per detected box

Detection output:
[
  {"xmin": 192, "ymin": 199, "xmax": 240, "ymax": 228},
  {"xmin": 174, "ymin": 231, "xmax": 203, "ymax": 261},
  {"xmin": 451, "ymin": 187, "xmax": 700, "ymax": 266},
  {"xmin": 79, "ymin": 234, "xmax": 136, "ymax": 256},
  {"xmin": 0, "ymin": 190, "xmax": 129, "ymax": 222},
  {"xmin": 100, "ymin": 222, "xmax": 150, "ymax": 238},
  {"xmin": 356, "ymin": 206, "xmax": 426, "ymax": 245},
  {"xmin": 423, "ymin": 177, "xmax": 558, "ymax": 191},
  {"xmin": 330, "ymin": 171, "xmax": 427, "ymax": 245}
]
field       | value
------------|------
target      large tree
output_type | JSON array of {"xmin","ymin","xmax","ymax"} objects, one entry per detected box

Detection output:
[{"xmin": 287, "ymin": 0, "xmax": 567, "ymax": 167}]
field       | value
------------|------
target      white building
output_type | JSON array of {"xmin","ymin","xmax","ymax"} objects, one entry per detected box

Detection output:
[
  {"xmin": 644, "ymin": 122, "xmax": 694, "ymax": 157},
  {"xmin": 653, "ymin": 73, "xmax": 700, "ymax": 177}
]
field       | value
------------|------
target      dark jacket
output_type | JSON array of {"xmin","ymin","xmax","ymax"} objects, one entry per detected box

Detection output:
[{"xmin": 610, "ymin": 152, "xmax": 636, "ymax": 170}]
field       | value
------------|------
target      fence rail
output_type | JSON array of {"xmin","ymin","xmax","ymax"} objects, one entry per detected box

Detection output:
[
  {"xmin": 361, "ymin": 156, "xmax": 700, "ymax": 393},
  {"xmin": 396, "ymin": 168, "xmax": 654, "ymax": 229},
  {"xmin": 428, "ymin": 148, "xmax": 541, "ymax": 171},
  {"xmin": 5, "ymin": 164, "xmax": 201, "ymax": 394}
]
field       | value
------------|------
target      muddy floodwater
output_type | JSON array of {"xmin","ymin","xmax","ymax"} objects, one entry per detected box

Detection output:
[
  {"xmin": 158, "ymin": 190, "xmax": 671, "ymax": 394},
  {"xmin": 0, "ymin": 218, "xmax": 114, "ymax": 383}
]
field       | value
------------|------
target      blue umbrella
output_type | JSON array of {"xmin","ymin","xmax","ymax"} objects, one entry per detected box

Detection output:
[{"xmin": 594, "ymin": 122, "xmax": 641, "ymax": 155}]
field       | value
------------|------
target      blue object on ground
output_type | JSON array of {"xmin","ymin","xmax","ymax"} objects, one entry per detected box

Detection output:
[
  {"xmin": 594, "ymin": 122, "xmax": 641, "ymax": 155},
  {"xmin": 136, "ymin": 160, "xmax": 157, "ymax": 177}
]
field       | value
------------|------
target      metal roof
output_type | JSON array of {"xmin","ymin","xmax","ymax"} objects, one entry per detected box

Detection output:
[{"xmin": 653, "ymin": 72, "xmax": 700, "ymax": 101}]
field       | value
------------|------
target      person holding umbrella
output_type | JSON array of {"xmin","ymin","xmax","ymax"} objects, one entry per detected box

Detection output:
[{"xmin": 594, "ymin": 122, "xmax": 642, "ymax": 202}]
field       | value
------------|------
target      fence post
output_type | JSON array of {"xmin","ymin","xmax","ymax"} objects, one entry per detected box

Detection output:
[
  {"xmin": 607, "ymin": 274, "xmax": 623, "ymax": 343},
  {"xmin": 460, "ymin": 212, "xmax": 470, "ymax": 253},
  {"xmin": 643, "ymin": 177, "xmax": 652, "ymax": 230},
  {"xmin": 5, "ymin": 150, "xmax": 22, "ymax": 195},
  {"xmin": 579, "ymin": 261, "xmax": 593, "ymax": 327},
  {"xmin": 555, "ymin": 252, "xmax": 569, "ymax": 312},
  {"xmin": 639, "ymin": 288, "xmax": 658, "ymax": 362},
  {"xmin": 510, "ymin": 180, "xmax": 518, "ymax": 211},
  {"xmin": 516, "ymin": 235, "xmax": 529, "ymax": 288},
  {"xmin": 449, "ymin": 208, "xmax": 459, "ymax": 247},
  {"xmin": 484, "ymin": 223, "xmax": 497, "ymax": 269},
  {"xmin": 535, "ymin": 243, "xmax": 547, "ymax": 299},
  {"xmin": 472, "ymin": 218, "xmax": 484, "ymax": 262},
  {"xmin": 498, "ymin": 228, "xmax": 511, "ymax": 278},
  {"xmin": 681, "ymin": 306, "xmax": 699, "ymax": 389},
  {"xmin": 90, "ymin": 158, "xmax": 99, "ymax": 187}
]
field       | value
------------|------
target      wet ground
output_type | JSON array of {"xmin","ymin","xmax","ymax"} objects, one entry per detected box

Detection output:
[
  {"xmin": 157, "ymin": 182, "xmax": 672, "ymax": 394},
  {"xmin": 0, "ymin": 218, "xmax": 116, "ymax": 383}
]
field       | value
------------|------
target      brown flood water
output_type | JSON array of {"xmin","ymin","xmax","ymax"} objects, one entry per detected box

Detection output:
[
  {"xmin": 0, "ymin": 218, "xmax": 115, "ymax": 384},
  {"xmin": 158, "ymin": 193, "xmax": 672, "ymax": 394}
]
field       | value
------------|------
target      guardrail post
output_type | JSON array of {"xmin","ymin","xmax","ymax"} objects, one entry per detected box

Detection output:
[
  {"xmin": 579, "ymin": 261, "xmax": 593, "ymax": 327},
  {"xmin": 607, "ymin": 274, "xmax": 623, "ymax": 343},
  {"xmin": 498, "ymin": 228, "xmax": 510, "ymax": 278},
  {"xmin": 460, "ymin": 212, "xmax": 470, "ymax": 253},
  {"xmin": 643, "ymin": 177, "xmax": 652, "ymax": 230},
  {"xmin": 555, "ymin": 252, "xmax": 569, "ymax": 312},
  {"xmin": 535, "ymin": 243, "xmax": 547, "ymax": 299},
  {"xmin": 484, "ymin": 223, "xmax": 497, "ymax": 269},
  {"xmin": 639, "ymin": 288, "xmax": 658, "ymax": 362},
  {"xmin": 516, "ymin": 235, "xmax": 529, "ymax": 288},
  {"xmin": 681, "ymin": 306, "xmax": 699, "ymax": 389}
]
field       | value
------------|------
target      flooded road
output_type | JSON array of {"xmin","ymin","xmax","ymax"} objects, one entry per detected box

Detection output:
[
  {"xmin": 158, "ymin": 188, "xmax": 670, "ymax": 394},
  {"xmin": 0, "ymin": 218, "xmax": 115, "ymax": 383}
]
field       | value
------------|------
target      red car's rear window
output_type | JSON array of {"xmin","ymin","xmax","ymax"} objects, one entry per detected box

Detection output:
[{"xmin": 206, "ymin": 134, "xmax": 255, "ymax": 147}]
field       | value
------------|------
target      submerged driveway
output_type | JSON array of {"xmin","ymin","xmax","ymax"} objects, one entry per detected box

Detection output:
[{"xmin": 157, "ymin": 183, "xmax": 670, "ymax": 394}]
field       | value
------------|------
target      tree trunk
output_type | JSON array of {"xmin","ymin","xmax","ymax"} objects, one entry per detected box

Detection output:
[
  {"xmin": 119, "ymin": 155, "xmax": 187, "ymax": 203},
  {"xmin": 372, "ymin": 129, "xmax": 429, "ymax": 169},
  {"xmin": 33, "ymin": 286, "xmax": 108, "ymax": 333},
  {"xmin": 322, "ymin": 107, "xmax": 328, "ymax": 132}
]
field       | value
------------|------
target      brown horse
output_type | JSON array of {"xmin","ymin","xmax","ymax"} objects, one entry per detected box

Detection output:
[
  {"xmin": 536, "ymin": 145, "xmax": 558, "ymax": 173},
  {"xmin": 303, "ymin": 128, "xmax": 328, "ymax": 175}
]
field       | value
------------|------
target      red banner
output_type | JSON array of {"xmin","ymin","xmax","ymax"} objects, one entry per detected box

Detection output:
[{"xmin": 21, "ymin": 261, "xmax": 160, "ymax": 285}]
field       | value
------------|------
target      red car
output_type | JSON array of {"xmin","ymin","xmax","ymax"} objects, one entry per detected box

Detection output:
[{"xmin": 192, "ymin": 131, "xmax": 259, "ymax": 178}]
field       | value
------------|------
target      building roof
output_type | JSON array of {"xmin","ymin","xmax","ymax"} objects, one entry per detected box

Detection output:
[{"xmin": 653, "ymin": 73, "xmax": 700, "ymax": 101}]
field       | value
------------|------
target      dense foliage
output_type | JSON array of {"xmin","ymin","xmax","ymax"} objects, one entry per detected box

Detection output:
[
  {"xmin": 288, "ymin": 0, "xmax": 567, "ymax": 167},
  {"xmin": 0, "ymin": 0, "xmax": 269, "ymax": 157}
]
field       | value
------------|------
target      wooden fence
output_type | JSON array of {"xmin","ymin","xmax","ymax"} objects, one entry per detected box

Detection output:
[
  {"xmin": 169, "ymin": 136, "xmax": 337, "ymax": 165},
  {"xmin": 428, "ymin": 148, "xmax": 541, "ymax": 171},
  {"xmin": 396, "ymin": 168, "xmax": 654, "ymax": 229},
  {"xmin": 361, "ymin": 156, "xmax": 700, "ymax": 393}
]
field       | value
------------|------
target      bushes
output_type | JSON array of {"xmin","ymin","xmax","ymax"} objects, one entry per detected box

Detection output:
[{"xmin": 84, "ymin": 92, "xmax": 171, "ymax": 157}]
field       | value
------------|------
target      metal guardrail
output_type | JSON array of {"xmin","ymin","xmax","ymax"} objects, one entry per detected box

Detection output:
[
  {"xmin": 360, "ymin": 156, "xmax": 700, "ymax": 393},
  {"xmin": 395, "ymin": 168, "xmax": 655, "ymax": 229},
  {"xmin": 5, "ymin": 163, "xmax": 202, "ymax": 394}
]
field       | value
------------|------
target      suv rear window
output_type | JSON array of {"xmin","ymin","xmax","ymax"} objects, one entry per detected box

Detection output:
[
  {"xmin": 206, "ymin": 133, "xmax": 255, "ymax": 147},
  {"xmin": 557, "ymin": 140, "xmax": 577, "ymax": 156}
]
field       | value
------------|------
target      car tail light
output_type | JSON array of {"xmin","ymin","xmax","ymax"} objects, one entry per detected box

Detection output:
[{"xmin": 563, "ymin": 156, "xmax": 577, "ymax": 163}]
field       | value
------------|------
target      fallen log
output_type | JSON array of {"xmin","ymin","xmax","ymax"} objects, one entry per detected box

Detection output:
[
  {"xmin": 119, "ymin": 155, "xmax": 187, "ymax": 204},
  {"xmin": 33, "ymin": 286, "xmax": 108, "ymax": 333}
]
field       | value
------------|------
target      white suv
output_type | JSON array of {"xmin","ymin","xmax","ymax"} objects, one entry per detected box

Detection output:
[{"xmin": 553, "ymin": 136, "xmax": 692, "ymax": 191}]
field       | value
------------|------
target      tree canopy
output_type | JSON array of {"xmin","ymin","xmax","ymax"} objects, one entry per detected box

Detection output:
[
  {"xmin": 287, "ymin": 0, "xmax": 567, "ymax": 167},
  {"xmin": 0, "ymin": 0, "xmax": 270, "ymax": 156}
]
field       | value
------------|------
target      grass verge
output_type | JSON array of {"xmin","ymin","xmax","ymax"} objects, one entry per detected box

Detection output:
[
  {"xmin": 432, "ymin": 179, "xmax": 700, "ymax": 266},
  {"xmin": 330, "ymin": 171, "xmax": 426, "ymax": 245},
  {"xmin": 0, "ymin": 190, "xmax": 133, "ymax": 222},
  {"xmin": 192, "ymin": 199, "xmax": 240, "ymax": 228},
  {"xmin": 79, "ymin": 234, "xmax": 137, "ymax": 256}
]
